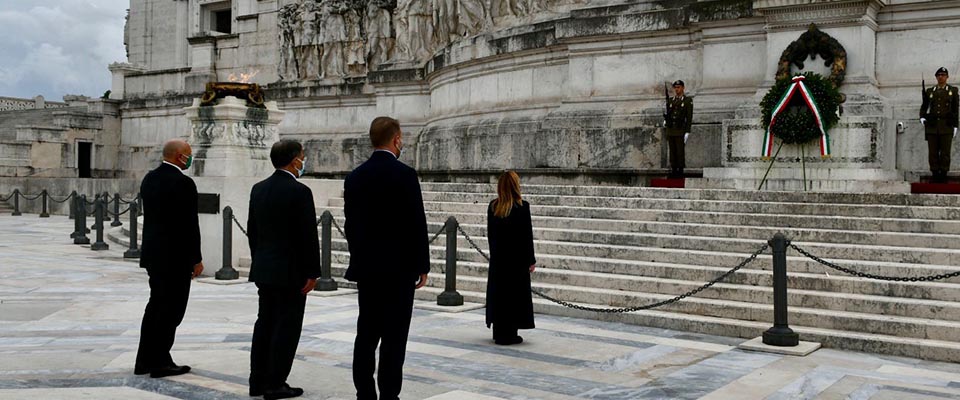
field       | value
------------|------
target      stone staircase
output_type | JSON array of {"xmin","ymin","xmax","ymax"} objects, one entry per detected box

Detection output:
[{"xmin": 316, "ymin": 183, "xmax": 960, "ymax": 362}]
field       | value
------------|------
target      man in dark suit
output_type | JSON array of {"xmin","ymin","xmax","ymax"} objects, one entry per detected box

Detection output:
[
  {"xmin": 247, "ymin": 140, "xmax": 321, "ymax": 400},
  {"xmin": 345, "ymin": 117, "xmax": 429, "ymax": 400},
  {"xmin": 920, "ymin": 67, "xmax": 959, "ymax": 183},
  {"xmin": 135, "ymin": 139, "xmax": 203, "ymax": 378},
  {"xmin": 665, "ymin": 80, "xmax": 694, "ymax": 178}
]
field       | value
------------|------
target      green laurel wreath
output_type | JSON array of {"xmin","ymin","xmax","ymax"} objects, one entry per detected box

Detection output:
[{"xmin": 760, "ymin": 72, "xmax": 842, "ymax": 145}]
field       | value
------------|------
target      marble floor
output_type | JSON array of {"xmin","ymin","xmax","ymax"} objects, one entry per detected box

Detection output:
[{"xmin": 2, "ymin": 215, "xmax": 960, "ymax": 400}]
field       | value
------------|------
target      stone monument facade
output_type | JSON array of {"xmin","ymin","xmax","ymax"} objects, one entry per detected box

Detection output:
[{"xmin": 1, "ymin": 0, "xmax": 958, "ymax": 193}]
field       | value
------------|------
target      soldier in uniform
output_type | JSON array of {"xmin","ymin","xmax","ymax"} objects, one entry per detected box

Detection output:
[
  {"xmin": 920, "ymin": 67, "xmax": 959, "ymax": 183},
  {"xmin": 665, "ymin": 80, "xmax": 693, "ymax": 178}
]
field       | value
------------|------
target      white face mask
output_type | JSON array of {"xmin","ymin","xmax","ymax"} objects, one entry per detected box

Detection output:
[{"xmin": 295, "ymin": 157, "xmax": 306, "ymax": 178}]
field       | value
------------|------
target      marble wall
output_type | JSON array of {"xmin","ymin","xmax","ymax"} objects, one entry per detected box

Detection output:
[{"xmin": 101, "ymin": 0, "xmax": 960, "ymax": 185}]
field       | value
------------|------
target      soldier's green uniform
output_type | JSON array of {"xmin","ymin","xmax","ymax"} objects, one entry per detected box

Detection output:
[
  {"xmin": 920, "ymin": 67, "xmax": 959, "ymax": 182},
  {"xmin": 665, "ymin": 80, "xmax": 693, "ymax": 177}
]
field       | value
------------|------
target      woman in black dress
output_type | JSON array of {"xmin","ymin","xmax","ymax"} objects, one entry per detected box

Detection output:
[{"xmin": 486, "ymin": 171, "xmax": 536, "ymax": 345}]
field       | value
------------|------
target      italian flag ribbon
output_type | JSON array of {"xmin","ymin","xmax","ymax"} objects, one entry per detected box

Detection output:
[{"xmin": 762, "ymin": 75, "xmax": 832, "ymax": 159}]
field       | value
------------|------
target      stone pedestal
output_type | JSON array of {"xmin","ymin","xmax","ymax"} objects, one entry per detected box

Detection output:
[
  {"xmin": 696, "ymin": 0, "xmax": 908, "ymax": 193},
  {"xmin": 183, "ymin": 96, "xmax": 284, "ymax": 274}
]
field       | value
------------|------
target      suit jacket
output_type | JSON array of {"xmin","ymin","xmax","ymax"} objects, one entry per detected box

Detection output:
[
  {"xmin": 247, "ymin": 170, "xmax": 322, "ymax": 287},
  {"xmin": 666, "ymin": 95, "xmax": 694, "ymax": 137},
  {"xmin": 920, "ymin": 85, "xmax": 959, "ymax": 136},
  {"xmin": 343, "ymin": 151, "xmax": 429, "ymax": 283},
  {"xmin": 139, "ymin": 162, "xmax": 202, "ymax": 273}
]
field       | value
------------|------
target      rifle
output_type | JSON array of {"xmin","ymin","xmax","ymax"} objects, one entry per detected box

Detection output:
[
  {"xmin": 663, "ymin": 82, "xmax": 669, "ymax": 124},
  {"xmin": 922, "ymin": 74, "xmax": 926, "ymax": 95}
]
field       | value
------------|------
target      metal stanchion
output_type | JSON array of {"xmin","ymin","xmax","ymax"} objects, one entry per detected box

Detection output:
[
  {"xmin": 437, "ymin": 216, "xmax": 464, "ymax": 306},
  {"xmin": 91, "ymin": 198, "xmax": 109, "ymax": 251},
  {"xmin": 111, "ymin": 192, "xmax": 122, "ymax": 227},
  {"xmin": 762, "ymin": 233, "xmax": 798, "ymax": 347},
  {"xmin": 315, "ymin": 211, "xmax": 338, "ymax": 291},
  {"xmin": 68, "ymin": 191, "xmax": 77, "ymax": 220},
  {"xmin": 124, "ymin": 202, "xmax": 141, "ymax": 259},
  {"xmin": 74, "ymin": 195, "xmax": 90, "ymax": 245},
  {"xmin": 40, "ymin": 190, "xmax": 50, "ymax": 218},
  {"xmin": 215, "ymin": 206, "xmax": 240, "ymax": 280},
  {"xmin": 12, "ymin": 189, "xmax": 21, "ymax": 216}
]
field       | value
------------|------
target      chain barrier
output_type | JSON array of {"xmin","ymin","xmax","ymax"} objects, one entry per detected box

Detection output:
[
  {"xmin": 230, "ymin": 213, "xmax": 248, "ymax": 237},
  {"xmin": 118, "ymin": 196, "xmax": 139, "ymax": 204},
  {"xmin": 49, "ymin": 194, "xmax": 76, "ymax": 203},
  {"xmin": 330, "ymin": 218, "xmax": 347, "ymax": 238},
  {"xmin": 456, "ymin": 222, "xmax": 769, "ymax": 313},
  {"xmin": 109, "ymin": 205, "xmax": 134, "ymax": 218},
  {"xmin": 790, "ymin": 243, "xmax": 960, "ymax": 282},
  {"xmin": 19, "ymin": 193, "xmax": 43, "ymax": 201},
  {"xmin": 0, "ymin": 193, "xmax": 13, "ymax": 202}
]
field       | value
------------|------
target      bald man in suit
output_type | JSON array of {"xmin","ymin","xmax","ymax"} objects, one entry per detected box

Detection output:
[{"xmin": 134, "ymin": 139, "xmax": 203, "ymax": 378}]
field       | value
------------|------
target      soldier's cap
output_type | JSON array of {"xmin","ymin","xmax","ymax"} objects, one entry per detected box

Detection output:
[
  {"xmin": 936, "ymin": 67, "xmax": 949, "ymax": 75},
  {"xmin": 672, "ymin": 80, "xmax": 685, "ymax": 87}
]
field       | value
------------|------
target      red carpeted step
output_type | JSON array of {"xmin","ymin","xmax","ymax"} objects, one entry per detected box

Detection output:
[
  {"xmin": 651, "ymin": 178, "xmax": 685, "ymax": 188},
  {"xmin": 911, "ymin": 182, "xmax": 960, "ymax": 194}
]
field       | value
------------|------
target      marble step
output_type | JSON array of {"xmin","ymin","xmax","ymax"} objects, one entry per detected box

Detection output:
[
  {"xmin": 327, "ymin": 252, "xmax": 960, "ymax": 320},
  {"xmin": 326, "ymin": 264, "xmax": 960, "ymax": 343},
  {"xmin": 321, "ymin": 213, "xmax": 960, "ymax": 265},
  {"xmin": 323, "ymin": 208, "xmax": 960, "ymax": 250},
  {"xmin": 325, "ymin": 237, "xmax": 960, "ymax": 297},
  {"xmin": 322, "ymin": 204, "xmax": 960, "ymax": 235},
  {"xmin": 400, "ymin": 192, "xmax": 960, "ymax": 220},
  {"xmin": 394, "ymin": 283, "xmax": 960, "ymax": 363},
  {"xmin": 416, "ymin": 182, "xmax": 960, "ymax": 208}
]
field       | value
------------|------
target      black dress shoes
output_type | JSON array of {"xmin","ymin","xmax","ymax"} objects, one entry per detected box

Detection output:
[
  {"xmin": 134, "ymin": 366, "xmax": 150, "ymax": 375},
  {"xmin": 263, "ymin": 384, "xmax": 304, "ymax": 400},
  {"xmin": 249, "ymin": 387, "xmax": 264, "ymax": 397},
  {"xmin": 149, "ymin": 365, "xmax": 191, "ymax": 378},
  {"xmin": 494, "ymin": 336, "xmax": 524, "ymax": 345}
]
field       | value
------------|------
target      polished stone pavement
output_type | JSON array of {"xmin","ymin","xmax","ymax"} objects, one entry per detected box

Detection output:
[{"xmin": 2, "ymin": 215, "xmax": 960, "ymax": 400}]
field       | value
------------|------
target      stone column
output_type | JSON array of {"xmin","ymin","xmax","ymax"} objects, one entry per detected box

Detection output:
[{"xmin": 182, "ymin": 96, "xmax": 285, "ymax": 273}]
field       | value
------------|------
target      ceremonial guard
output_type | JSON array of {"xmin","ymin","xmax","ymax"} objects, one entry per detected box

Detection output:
[
  {"xmin": 664, "ymin": 80, "xmax": 693, "ymax": 178},
  {"xmin": 920, "ymin": 67, "xmax": 959, "ymax": 183}
]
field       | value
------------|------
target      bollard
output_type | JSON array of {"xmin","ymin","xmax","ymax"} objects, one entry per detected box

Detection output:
[
  {"xmin": 762, "ymin": 233, "xmax": 799, "ymax": 347},
  {"xmin": 12, "ymin": 189, "xmax": 21, "ymax": 216},
  {"xmin": 70, "ymin": 195, "xmax": 82, "ymax": 239},
  {"xmin": 215, "ymin": 206, "xmax": 240, "ymax": 280},
  {"xmin": 315, "ymin": 211, "xmax": 338, "ymax": 291},
  {"xmin": 74, "ymin": 195, "xmax": 90, "ymax": 245},
  {"xmin": 111, "ymin": 192, "xmax": 122, "ymax": 227},
  {"xmin": 68, "ymin": 191, "xmax": 77, "ymax": 220},
  {"xmin": 437, "ymin": 216, "xmax": 464, "ymax": 306},
  {"xmin": 91, "ymin": 198, "xmax": 109, "ymax": 251},
  {"xmin": 137, "ymin": 193, "xmax": 143, "ymax": 216},
  {"xmin": 124, "ymin": 202, "xmax": 141, "ymax": 259},
  {"xmin": 40, "ymin": 190, "xmax": 50, "ymax": 218}
]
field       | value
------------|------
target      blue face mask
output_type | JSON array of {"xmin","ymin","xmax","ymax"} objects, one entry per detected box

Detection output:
[{"xmin": 296, "ymin": 157, "xmax": 306, "ymax": 178}]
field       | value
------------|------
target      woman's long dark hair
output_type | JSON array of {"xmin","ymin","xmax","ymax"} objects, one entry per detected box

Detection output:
[{"xmin": 492, "ymin": 171, "xmax": 522, "ymax": 218}]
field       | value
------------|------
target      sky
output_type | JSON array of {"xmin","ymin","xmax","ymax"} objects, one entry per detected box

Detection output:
[{"xmin": 0, "ymin": 0, "xmax": 127, "ymax": 101}]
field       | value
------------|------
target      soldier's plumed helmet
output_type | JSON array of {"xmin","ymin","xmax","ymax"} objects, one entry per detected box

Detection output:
[
  {"xmin": 672, "ymin": 80, "xmax": 685, "ymax": 87},
  {"xmin": 936, "ymin": 67, "xmax": 949, "ymax": 76}
]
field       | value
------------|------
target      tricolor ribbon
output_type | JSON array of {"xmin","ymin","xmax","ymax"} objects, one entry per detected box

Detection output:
[{"xmin": 762, "ymin": 75, "xmax": 832, "ymax": 159}]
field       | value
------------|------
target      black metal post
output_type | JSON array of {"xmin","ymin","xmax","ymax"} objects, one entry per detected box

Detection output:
[
  {"xmin": 215, "ymin": 206, "xmax": 239, "ymax": 280},
  {"xmin": 40, "ymin": 190, "xmax": 50, "ymax": 218},
  {"xmin": 111, "ymin": 192, "xmax": 122, "ymax": 227},
  {"xmin": 437, "ymin": 216, "xmax": 464, "ymax": 306},
  {"xmin": 74, "ymin": 195, "xmax": 90, "ymax": 245},
  {"xmin": 762, "ymin": 233, "xmax": 799, "ymax": 347},
  {"xmin": 124, "ymin": 202, "xmax": 141, "ymax": 259},
  {"xmin": 137, "ymin": 193, "xmax": 143, "ymax": 216},
  {"xmin": 68, "ymin": 191, "xmax": 77, "ymax": 220},
  {"xmin": 12, "ymin": 189, "xmax": 21, "ymax": 216},
  {"xmin": 315, "ymin": 211, "xmax": 338, "ymax": 291},
  {"xmin": 71, "ymin": 195, "xmax": 82, "ymax": 239},
  {"xmin": 91, "ymin": 198, "xmax": 109, "ymax": 250}
]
